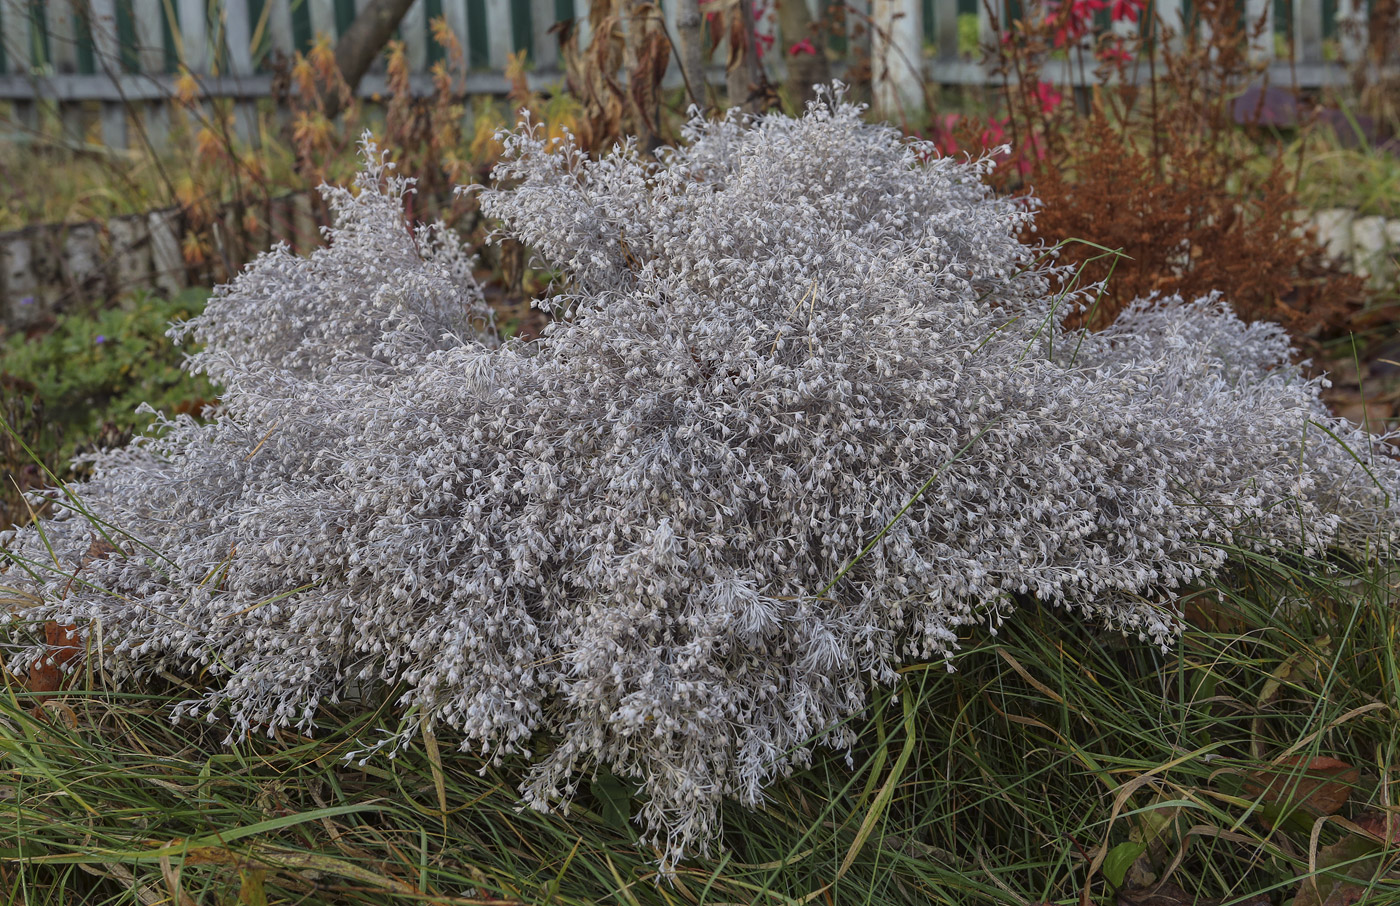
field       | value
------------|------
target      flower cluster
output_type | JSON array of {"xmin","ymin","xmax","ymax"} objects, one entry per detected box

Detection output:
[
  {"xmin": 4, "ymin": 91, "xmax": 1398, "ymax": 869},
  {"xmin": 1045, "ymin": 0, "xmax": 1145, "ymax": 48}
]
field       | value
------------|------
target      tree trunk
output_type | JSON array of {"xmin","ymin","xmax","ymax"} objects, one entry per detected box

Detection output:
[
  {"xmin": 675, "ymin": 0, "xmax": 706, "ymax": 110},
  {"xmin": 779, "ymin": 0, "xmax": 830, "ymax": 107},
  {"xmin": 325, "ymin": 0, "xmax": 420, "ymax": 119}
]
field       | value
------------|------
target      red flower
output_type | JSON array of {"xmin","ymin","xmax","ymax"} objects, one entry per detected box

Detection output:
[
  {"xmin": 1110, "ymin": 0, "xmax": 1143, "ymax": 22},
  {"xmin": 1034, "ymin": 81, "xmax": 1063, "ymax": 114},
  {"xmin": 980, "ymin": 116, "xmax": 1007, "ymax": 148},
  {"xmin": 1049, "ymin": 0, "xmax": 1108, "ymax": 46},
  {"xmin": 788, "ymin": 38, "xmax": 817, "ymax": 56},
  {"xmin": 1050, "ymin": 11, "xmax": 1086, "ymax": 47}
]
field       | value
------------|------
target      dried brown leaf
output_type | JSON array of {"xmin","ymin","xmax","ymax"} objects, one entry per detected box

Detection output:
[{"xmin": 1245, "ymin": 755, "xmax": 1360, "ymax": 817}]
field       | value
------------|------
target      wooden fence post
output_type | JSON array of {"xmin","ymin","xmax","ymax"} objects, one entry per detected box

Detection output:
[
  {"xmin": 178, "ymin": 0, "xmax": 209, "ymax": 71},
  {"xmin": 48, "ymin": 0, "xmax": 87, "ymax": 144},
  {"xmin": 934, "ymin": 0, "xmax": 959, "ymax": 60},
  {"xmin": 1244, "ymin": 0, "xmax": 1274, "ymax": 61},
  {"xmin": 532, "ymin": 0, "xmax": 559, "ymax": 68},
  {"xmin": 89, "ymin": 0, "xmax": 131, "ymax": 148},
  {"xmin": 49, "ymin": 0, "xmax": 80, "ymax": 73},
  {"xmin": 873, "ymin": 0, "xmax": 923, "ymax": 120},
  {"xmin": 1336, "ymin": 0, "xmax": 1366, "ymax": 63},
  {"xmin": 402, "ymin": 0, "xmax": 429, "ymax": 71},
  {"xmin": 1292, "ymin": 0, "xmax": 1324, "ymax": 63},
  {"xmin": 268, "ymin": 0, "xmax": 295, "ymax": 59},
  {"xmin": 308, "ymin": 0, "xmax": 337, "ymax": 41},
  {"xmin": 444, "ymin": 0, "xmax": 470, "ymax": 63},
  {"xmin": 129, "ymin": 0, "xmax": 165, "ymax": 149},
  {"xmin": 132, "ymin": 0, "xmax": 165, "ymax": 71},
  {"xmin": 1153, "ymin": 0, "xmax": 1186, "ymax": 50},
  {"xmin": 485, "ymin": 0, "xmax": 513, "ymax": 68},
  {"xmin": 3, "ymin": 0, "xmax": 39, "ymax": 132},
  {"xmin": 577, "ymin": 0, "xmax": 593, "ymax": 49}
]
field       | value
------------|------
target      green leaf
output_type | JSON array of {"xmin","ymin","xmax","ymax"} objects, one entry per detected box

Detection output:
[
  {"xmin": 1103, "ymin": 841, "xmax": 1148, "ymax": 889},
  {"xmin": 591, "ymin": 766, "xmax": 635, "ymax": 840}
]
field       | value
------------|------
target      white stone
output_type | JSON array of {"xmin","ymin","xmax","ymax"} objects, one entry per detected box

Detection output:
[
  {"xmin": 148, "ymin": 208, "xmax": 187, "ymax": 297},
  {"xmin": 1311, "ymin": 207, "xmax": 1355, "ymax": 264},
  {"xmin": 1352, "ymin": 214, "xmax": 1387, "ymax": 278}
]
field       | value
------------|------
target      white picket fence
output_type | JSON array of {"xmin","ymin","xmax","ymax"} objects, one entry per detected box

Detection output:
[{"xmin": 0, "ymin": 0, "xmax": 1381, "ymax": 149}]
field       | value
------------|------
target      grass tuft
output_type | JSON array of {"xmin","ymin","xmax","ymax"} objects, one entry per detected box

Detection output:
[{"xmin": 2, "ymin": 545, "xmax": 1397, "ymax": 904}]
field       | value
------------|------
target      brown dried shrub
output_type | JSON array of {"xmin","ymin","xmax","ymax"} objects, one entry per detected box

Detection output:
[
  {"xmin": 983, "ymin": 0, "xmax": 1367, "ymax": 337},
  {"xmin": 1027, "ymin": 109, "xmax": 1364, "ymax": 335}
]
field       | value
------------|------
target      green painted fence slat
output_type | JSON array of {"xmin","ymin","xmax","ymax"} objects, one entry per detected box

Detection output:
[
  {"xmin": 30, "ymin": 0, "xmax": 52, "ymax": 70},
  {"xmin": 425, "ymin": 0, "xmax": 444, "ymax": 63},
  {"xmin": 78, "ymin": 5, "xmax": 97, "ymax": 74},
  {"xmin": 511, "ymin": 0, "xmax": 531, "ymax": 56},
  {"xmin": 291, "ymin": 0, "xmax": 312, "ymax": 51},
  {"xmin": 116, "ymin": 0, "xmax": 139, "ymax": 71},
  {"xmin": 334, "ymin": 0, "xmax": 354, "ymax": 36},
  {"xmin": 466, "ymin": 0, "xmax": 487, "ymax": 66}
]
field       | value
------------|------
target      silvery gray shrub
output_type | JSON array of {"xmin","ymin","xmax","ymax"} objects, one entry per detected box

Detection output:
[{"xmin": 4, "ymin": 89, "xmax": 1398, "ymax": 868}]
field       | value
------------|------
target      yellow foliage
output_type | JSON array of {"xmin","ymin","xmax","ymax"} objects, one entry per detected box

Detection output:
[
  {"xmin": 469, "ymin": 107, "xmax": 508, "ymax": 165},
  {"xmin": 175, "ymin": 176, "xmax": 213, "ymax": 226},
  {"xmin": 505, "ymin": 49, "xmax": 531, "ymax": 107},
  {"xmin": 291, "ymin": 56, "xmax": 317, "ymax": 99},
  {"xmin": 179, "ymin": 230, "xmax": 208, "ymax": 266},
  {"xmin": 195, "ymin": 127, "xmax": 225, "ymax": 165},
  {"xmin": 239, "ymin": 150, "xmax": 266, "ymax": 182},
  {"xmin": 386, "ymin": 41, "xmax": 411, "ymax": 96},
  {"xmin": 174, "ymin": 71, "xmax": 200, "ymax": 108},
  {"xmin": 241, "ymin": 209, "xmax": 262, "ymax": 237},
  {"xmin": 292, "ymin": 112, "xmax": 334, "ymax": 157},
  {"xmin": 430, "ymin": 16, "xmax": 465, "ymax": 71}
]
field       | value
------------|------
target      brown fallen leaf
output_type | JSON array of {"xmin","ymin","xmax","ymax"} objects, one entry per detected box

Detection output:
[
  {"xmin": 81, "ymin": 535, "xmax": 119, "ymax": 566},
  {"xmin": 1181, "ymin": 588, "xmax": 1248, "ymax": 633},
  {"xmin": 1245, "ymin": 755, "xmax": 1360, "ymax": 818},
  {"xmin": 1352, "ymin": 811, "xmax": 1400, "ymax": 845},
  {"xmin": 1292, "ymin": 830, "xmax": 1395, "ymax": 906},
  {"xmin": 28, "ymin": 532, "xmax": 113, "ymax": 706},
  {"xmin": 27, "ymin": 620, "xmax": 81, "ymax": 703}
]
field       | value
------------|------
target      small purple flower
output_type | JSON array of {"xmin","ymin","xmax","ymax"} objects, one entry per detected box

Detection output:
[
  {"xmin": 19, "ymin": 296, "xmax": 34, "ymax": 306},
  {"xmin": 94, "ymin": 335, "xmax": 106, "ymax": 345}
]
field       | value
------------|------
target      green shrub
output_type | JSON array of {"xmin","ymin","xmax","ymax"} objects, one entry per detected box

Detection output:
[{"xmin": 0, "ymin": 288, "xmax": 217, "ymax": 485}]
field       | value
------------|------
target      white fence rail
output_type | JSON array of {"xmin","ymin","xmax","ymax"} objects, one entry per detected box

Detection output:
[{"xmin": 0, "ymin": 0, "xmax": 1379, "ymax": 149}]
